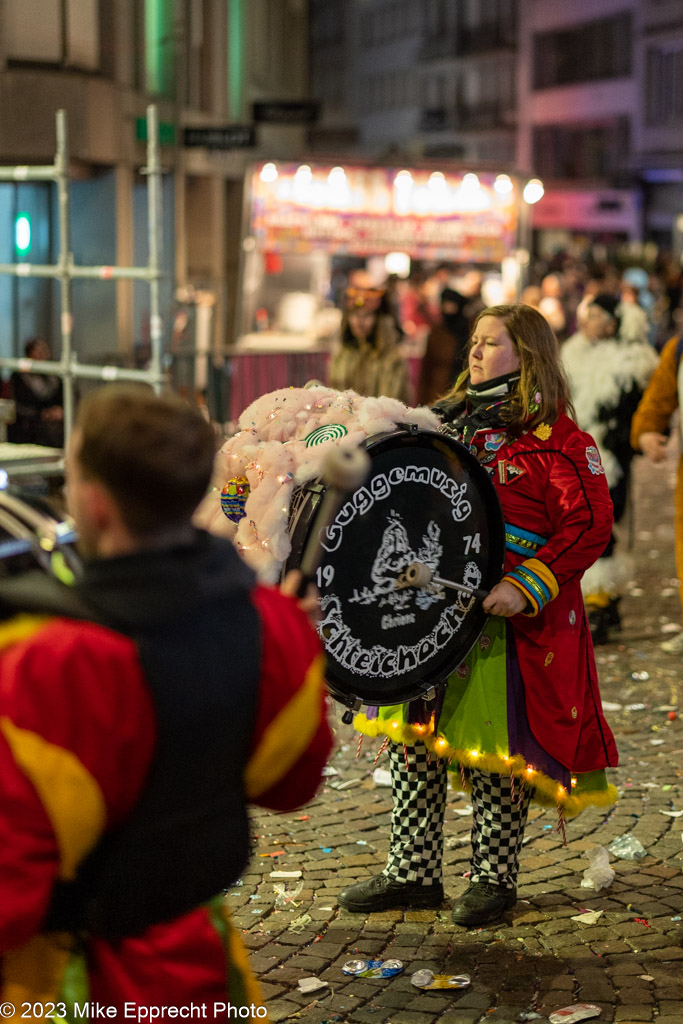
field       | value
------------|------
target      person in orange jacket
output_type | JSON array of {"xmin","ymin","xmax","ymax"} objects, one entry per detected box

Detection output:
[
  {"xmin": 0, "ymin": 386, "xmax": 332, "ymax": 1018},
  {"xmin": 630, "ymin": 332, "xmax": 683, "ymax": 654}
]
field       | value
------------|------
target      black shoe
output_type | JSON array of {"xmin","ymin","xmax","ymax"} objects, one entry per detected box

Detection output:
[
  {"xmin": 338, "ymin": 873, "xmax": 444, "ymax": 913},
  {"xmin": 451, "ymin": 881, "xmax": 517, "ymax": 927},
  {"xmin": 587, "ymin": 606, "xmax": 610, "ymax": 646}
]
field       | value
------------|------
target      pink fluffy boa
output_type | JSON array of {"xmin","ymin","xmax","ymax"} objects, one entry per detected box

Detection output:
[{"xmin": 195, "ymin": 386, "xmax": 439, "ymax": 582}]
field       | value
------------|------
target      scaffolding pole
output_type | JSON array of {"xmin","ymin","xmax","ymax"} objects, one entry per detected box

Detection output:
[{"xmin": 0, "ymin": 105, "xmax": 167, "ymax": 451}]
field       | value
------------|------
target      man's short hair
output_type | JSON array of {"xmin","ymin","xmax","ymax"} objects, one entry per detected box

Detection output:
[{"xmin": 74, "ymin": 385, "xmax": 216, "ymax": 537}]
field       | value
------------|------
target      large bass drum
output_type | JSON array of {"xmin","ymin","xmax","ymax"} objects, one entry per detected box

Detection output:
[{"xmin": 284, "ymin": 427, "xmax": 505, "ymax": 709}]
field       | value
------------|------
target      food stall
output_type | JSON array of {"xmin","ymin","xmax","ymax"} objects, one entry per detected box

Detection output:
[{"xmin": 227, "ymin": 160, "xmax": 534, "ymax": 420}]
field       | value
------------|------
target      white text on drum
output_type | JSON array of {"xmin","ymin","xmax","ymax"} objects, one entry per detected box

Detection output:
[
  {"xmin": 380, "ymin": 612, "xmax": 416, "ymax": 630},
  {"xmin": 320, "ymin": 466, "xmax": 472, "ymax": 554},
  {"xmin": 321, "ymin": 595, "xmax": 469, "ymax": 678}
]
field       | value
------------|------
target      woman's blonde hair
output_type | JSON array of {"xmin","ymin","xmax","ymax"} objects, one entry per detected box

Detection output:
[{"xmin": 441, "ymin": 303, "xmax": 574, "ymax": 434}]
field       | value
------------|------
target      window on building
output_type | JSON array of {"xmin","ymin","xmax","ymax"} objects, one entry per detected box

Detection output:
[
  {"xmin": 533, "ymin": 14, "xmax": 632, "ymax": 88},
  {"xmin": 5, "ymin": 0, "xmax": 100, "ymax": 70},
  {"xmin": 533, "ymin": 118, "xmax": 630, "ymax": 180},
  {"xmin": 459, "ymin": 0, "xmax": 516, "ymax": 49},
  {"xmin": 646, "ymin": 45, "xmax": 683, "ymax": 124}
]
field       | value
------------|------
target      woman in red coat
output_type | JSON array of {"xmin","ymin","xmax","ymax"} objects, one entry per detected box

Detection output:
[{"xmin": 339, "ymin": 304, "xmax": 618, "ymax": 928}]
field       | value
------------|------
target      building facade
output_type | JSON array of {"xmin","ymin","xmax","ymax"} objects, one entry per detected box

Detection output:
[
  {"xmin": 516, "ymin": 0, "xmax": 643, "ymax": 258},
  {"xmin": 309, "ymin": 0, "xmax": 683, "ymax": 261},
  {"xmin": 310, "ymin": 0, "xmax": 518, "ymax": 167},
  {"xmin": 0, "ymin": 0, "xmax": 310, "ymax": 365},
  {"xmin": 637, "ymin": 0, "xmax": 683, "ymax": 252}
]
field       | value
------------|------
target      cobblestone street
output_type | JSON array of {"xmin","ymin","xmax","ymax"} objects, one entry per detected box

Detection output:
[{"xmin": 235, "ymin": 445, "xmax": 683, "ymax": 1024}]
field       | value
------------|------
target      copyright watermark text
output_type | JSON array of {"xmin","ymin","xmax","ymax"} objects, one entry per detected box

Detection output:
[{"xmin": 0, "ymin": 1005, "xmax": 266, "ymax": 1021}]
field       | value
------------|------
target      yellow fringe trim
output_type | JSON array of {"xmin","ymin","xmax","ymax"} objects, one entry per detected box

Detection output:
[
  {"xmin": 354, "ymin": 714, "xmax": 618, "ymax": 819},
  {"xmin": 354, "ymin": 713, "xmax": 433, "ymax": 746}
]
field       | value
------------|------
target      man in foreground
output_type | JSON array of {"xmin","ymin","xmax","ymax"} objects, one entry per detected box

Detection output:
[{"xmin": 0, "ymin": 386, "xmax": 332, "ymax": 1016}]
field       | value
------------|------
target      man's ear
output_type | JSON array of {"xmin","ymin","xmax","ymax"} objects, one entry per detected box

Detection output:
[{"xmin": 85, "ymin": 479, "xmax": 118, "ymax": 531}]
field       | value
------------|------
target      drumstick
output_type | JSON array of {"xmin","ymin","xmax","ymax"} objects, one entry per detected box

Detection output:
[
  {"xmin": 402, "ymin": 561, "xmax": 489, "ymax": 600},
  {"xmin": 296, "ymin": 445, "xmax": 371, "ymax": 595}
]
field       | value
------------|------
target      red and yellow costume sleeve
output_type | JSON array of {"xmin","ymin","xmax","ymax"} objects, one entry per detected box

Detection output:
[
  {"xmin": 503, "ymin": 425, "xmax": 614, "ymax": 616},
  {"xmin": 246, "ymin": 585, "xmax": 333, "ymax": 809}
]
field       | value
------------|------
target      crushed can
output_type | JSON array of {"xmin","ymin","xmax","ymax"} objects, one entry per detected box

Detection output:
[
  {"xmin": 410, "ymin": 969, "xmax": 471, "ymax": 990},
  {"xmin": 549, "ymin": 1005, "xmax": 601, "ymax": 1023},
  {"xmin": 342, "ymin": 958, "xmax": 404, "ymax": 978}
]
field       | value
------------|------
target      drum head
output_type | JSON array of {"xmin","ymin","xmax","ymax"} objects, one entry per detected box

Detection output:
[{"xmin": 284, "ymin": 428, "xmax": 505, "ymax": 707}]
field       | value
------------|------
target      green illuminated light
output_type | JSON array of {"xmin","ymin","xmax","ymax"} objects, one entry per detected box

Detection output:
[
  {"xmin": 14, "ymin": 213, "xmax": 31, "ymax": 257},
  {"xmin": 145, "ymin": 0, "xmax": 174, "ymax": 97},
  {"xmin": 145, "ymin": 0, "xmax": 162, "ymax": 94},
  {"xmin": 228, "ymin": 0, "xmax": 245, "ymax": 119}
]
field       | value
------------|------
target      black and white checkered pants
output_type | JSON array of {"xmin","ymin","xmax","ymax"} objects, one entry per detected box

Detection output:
[{"xmin": 384, "ymin": 742, "xmax": 531, "ymax": 890}]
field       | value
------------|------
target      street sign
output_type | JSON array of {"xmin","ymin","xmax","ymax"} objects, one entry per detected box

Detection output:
[
  {"xmin": 183, "ymin": 125, "xmax": 256, "ymax": 149},
  {"xmin": 135, "ymin": 118, "xmax": 176, "ymax": 145},
  {"xmin": 252, "ymin": 101, "xmax": 319, "ymax": 124}
]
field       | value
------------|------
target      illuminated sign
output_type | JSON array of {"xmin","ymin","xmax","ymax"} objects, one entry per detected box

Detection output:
[{"xmin": 249, "ymin": 163, "xmax": 519, "ymax": 261}]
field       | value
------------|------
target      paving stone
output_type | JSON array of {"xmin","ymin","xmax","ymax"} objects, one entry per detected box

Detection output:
[
  {"xmin": 432, "ymin": 1012, "xmax": 483, "ymax": 1024},
  {"xmin": 263, "ymin": 998, "xmax": 302, "ymax": 1022},
  {"xmin": 614, "ymin": 1007, "xmax": 654, "ymax": 1022},
  {"xmin": 616, "ymin": 986, "xmax": 656, "ymax": 1005}
]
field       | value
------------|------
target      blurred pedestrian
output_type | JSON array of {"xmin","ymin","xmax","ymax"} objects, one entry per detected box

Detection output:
[
  {"xmin": 0, "ymin": 385, "xmax": 332, "ymax": 1012},
  {"xmin": 328, "ymin": 286, "xmax": 411, "ymax": 401},
  {"xmin": 538, "ymin": 274, "xmax": 567, "ymax": 338},
  {"xmin": 630, "ymin": 332, "xmax": 683, "ymax": 654},
  {"xmin": 417, "ymin": 287, "xmax": 469, "ymax": 405},
  {"xmin": 399, "ymin": 271, "xmax": 436, "ymax": 349},
  {"xmin": 520, "ymin": 284, "xmax": 542, "ymax": 312},
  {"xmin": 8, "ymin": 337, "xmax": 64, "ymax": 447},
  {"xmin": 563, "ymin": 295, "xmax": 658, "ymax": 643}
]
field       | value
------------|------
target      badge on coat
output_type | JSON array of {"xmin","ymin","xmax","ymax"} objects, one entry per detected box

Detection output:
[
  {"xmin": 484, "ymin": 431, "xmax": 506, "ymax": 452},
  {"xmin": 585, "ymin": 446, "xmax": 605, "ymax": 476},
  {"xmin": 498, "ymin": 461, "xmax": 527, "ymax": 485}
]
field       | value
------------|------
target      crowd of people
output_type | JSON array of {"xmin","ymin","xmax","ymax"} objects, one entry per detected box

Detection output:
[{"xmin": 327, "ymin": 252, "xmax": 683, "ymax": 650}]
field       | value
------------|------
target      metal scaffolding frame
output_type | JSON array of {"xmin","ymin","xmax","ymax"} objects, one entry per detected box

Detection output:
[{"xmin": 0, "ymin": 105, "xmax": 166, "ymax": 448}]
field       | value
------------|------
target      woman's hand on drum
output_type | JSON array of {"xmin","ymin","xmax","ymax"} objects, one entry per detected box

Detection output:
[
  {"xmin": 281, "ymin": 570, "xmax": 321, "ymax": 627},
  {"xmin": 482, "ymin": 580, "xmax": 528, "ymax": 617}
]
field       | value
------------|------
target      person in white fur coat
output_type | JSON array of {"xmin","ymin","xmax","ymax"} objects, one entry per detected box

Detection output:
[{"xmin": 562, "ymin": 294, "xmax": 659, "ymax": 643}]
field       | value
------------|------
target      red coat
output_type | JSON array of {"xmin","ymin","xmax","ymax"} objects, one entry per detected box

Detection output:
[
  {"xmin": 0, "ymin": 586, "xmax": 331, "ymax": 1011},
  {"xmin": 486, "ymin": 413, "xmax": 618, "ymax": 772}
]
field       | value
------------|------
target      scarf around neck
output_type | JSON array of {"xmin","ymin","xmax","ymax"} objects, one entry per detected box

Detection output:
[{"xmin": 445, "ymin": 370, "xmax": 521, "ymax": 447}]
